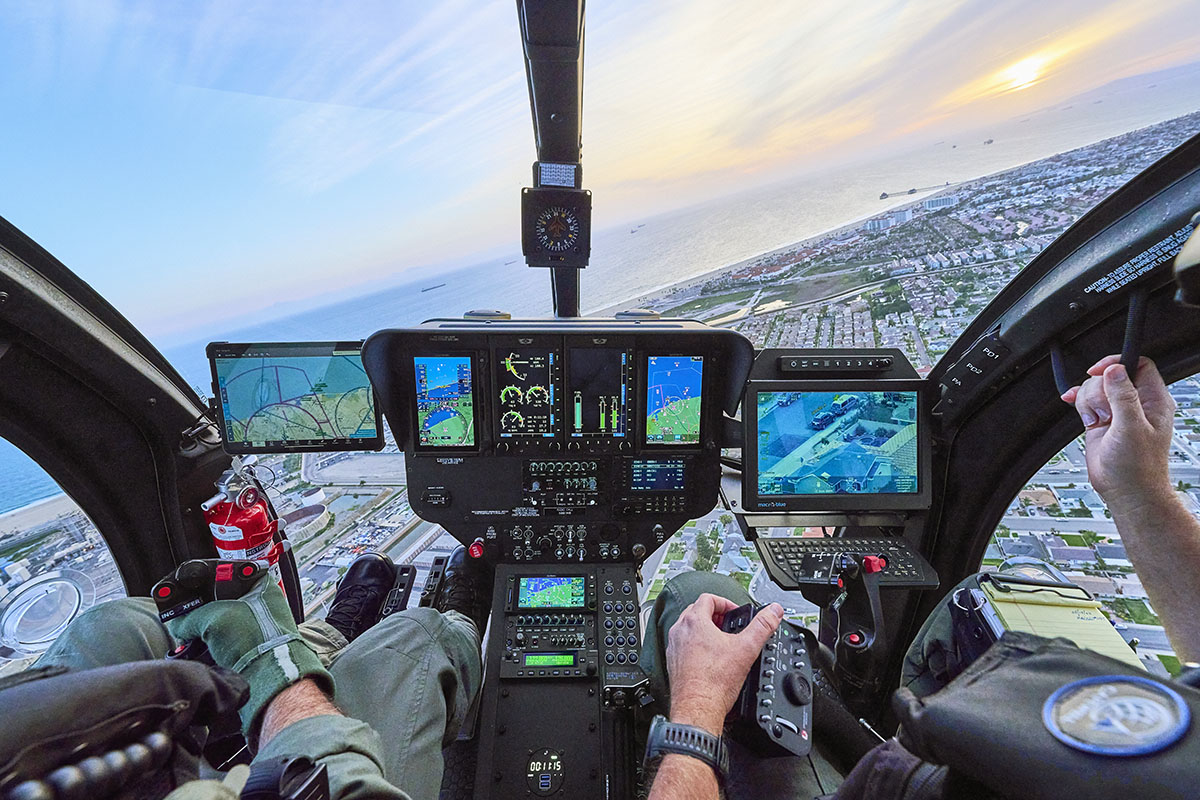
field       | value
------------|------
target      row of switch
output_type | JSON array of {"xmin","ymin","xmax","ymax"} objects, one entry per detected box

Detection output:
[
  {"xmin": 604, "ymin": 651, "xmax": 638, "ymax": 665},
  {"xmin": 603, "ymin": 634, "xmax": 637, "ymax": 649},
  {"xmin": 603, "ymin": 617, "xmax": 637, "ymax": 631},
  {"xmin": 515, "ymin": 614, "xmax": 588, "ymax": 626},
  {"xmin": 603, "ymin": 601, "xmax": 636, "ymax": 614}
]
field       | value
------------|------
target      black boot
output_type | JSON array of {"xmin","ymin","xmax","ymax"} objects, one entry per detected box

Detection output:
[
  {"xmin": 326, "ymin": 552, "xmax": 397, "ymax": 642},
  {"xmin": 434, "ymin": 546, "xmax": 492, "ymax": 635}
]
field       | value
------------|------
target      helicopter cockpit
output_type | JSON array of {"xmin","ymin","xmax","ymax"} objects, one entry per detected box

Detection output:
[{"xmin": 2, "ymin": 2, "xmax": 1200, "ymax": 799}]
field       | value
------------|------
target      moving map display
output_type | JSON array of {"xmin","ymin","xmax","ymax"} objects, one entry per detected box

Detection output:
[
  {"xmin": 645, "ymin": 356, "xmax": 703, "ymax": 444},
  {"xmin": 517, "ymin": 576, "xmax": 587, "ymax": 608},
  {"xmin": 498, "ymin": 349, "xmax": 558, "ymax": 438},
  {"xmin": 415, "ymin": 356, "xmax": 475, "ymax": 447},
  {"xmin": 568, "ymin": 348, "xmax": 629, "ymax": 438},
  {"xmin": 757, "ymin": 390, "xmax": 919, "ymax": 495},
  {"xmin": 209, "ymin": 342, "xmax": 381, "ymax": 453}
]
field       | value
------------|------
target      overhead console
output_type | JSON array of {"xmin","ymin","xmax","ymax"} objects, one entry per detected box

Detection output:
[{"xmin": 362, "ymin": 319, "xmax": 754, "ymax": 567}]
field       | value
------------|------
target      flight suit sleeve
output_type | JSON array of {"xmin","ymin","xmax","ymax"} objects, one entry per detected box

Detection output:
[{"xmin": 253, "ymin": 715, "xmax": 413, "ymax": 800}]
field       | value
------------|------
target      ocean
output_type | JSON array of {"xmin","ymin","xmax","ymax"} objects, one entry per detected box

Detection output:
[{"xmin": 4, "ymin": 62, "xmax": 1200, "ymax": 516}]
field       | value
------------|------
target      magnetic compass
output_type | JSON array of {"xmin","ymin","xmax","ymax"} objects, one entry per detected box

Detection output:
[
  {"xmin": 521, "ymin": 187, "xmax": 592, "ymax": 267},
  {"xmin": 534, "ymin": 207, "xmax": 580, "ymax": 252}
]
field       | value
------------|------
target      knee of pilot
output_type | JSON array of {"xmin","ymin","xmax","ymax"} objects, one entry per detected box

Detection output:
[{"xmin": 665, "ymin": 570, "xmax": 747, "ymax": 605}]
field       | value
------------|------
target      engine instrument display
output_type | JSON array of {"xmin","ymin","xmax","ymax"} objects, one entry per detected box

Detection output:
[
  {"xmin": 497, "ymin": 349, "xmax": 558, "ymax": 438},
  {"xmin": 568, "ymin": 348, "xmax": 630, "ymax": 439},
  {"xmin": 629, "ymin": 459, "xmax": 687, "ymax": 492},
  {"xmin": 517, "ymin": 576, "xmax": 587, "ymax": 608},
  {"xmin": 645, "ymin": 356, "xmax": 703, "ymax": 445},
  {"xmin": 414, "ymin": 356, "xmax": 475, "ymax": 447},
  {"xmin": 756, "ymin": 390, "xmax": 919, "ymax": 496}
]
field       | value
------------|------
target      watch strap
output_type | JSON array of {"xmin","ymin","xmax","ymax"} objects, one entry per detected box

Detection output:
[{"xmin": 644, "ymin": 714, "xmax": 729, "ymax": 780}]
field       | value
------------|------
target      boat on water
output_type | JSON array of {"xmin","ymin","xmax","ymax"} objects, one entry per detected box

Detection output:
[{"xmin": 420, "ymin": 282, "xmax": 447, "ymax": 292}]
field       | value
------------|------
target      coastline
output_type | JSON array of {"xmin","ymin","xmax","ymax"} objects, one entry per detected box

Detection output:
[
  {"xmin": 0, "ymin": 493, "xmax": 73, "ymax": 535},
  {"xmin": 588, "ymin": 190, "xmax": 941, "ymax": 317}
]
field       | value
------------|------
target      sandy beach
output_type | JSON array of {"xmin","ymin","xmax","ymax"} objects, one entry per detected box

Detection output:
[{"xmin": 0, "ymin": 494, "xmax": 75, "ymax": 535}]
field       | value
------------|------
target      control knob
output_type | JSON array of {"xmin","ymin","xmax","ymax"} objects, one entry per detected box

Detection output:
[
  {"xmin": 537, "ymin": 536, "xmax": 553, "ymax": 552},
  {"xmin": 782, "ymin": 673, "xmax": 813, "ymax": 706}
]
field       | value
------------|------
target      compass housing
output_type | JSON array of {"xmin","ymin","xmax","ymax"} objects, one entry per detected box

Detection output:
[{"xmin": 522, "ymin": 187, "xmax": 592, "ymax": 268}]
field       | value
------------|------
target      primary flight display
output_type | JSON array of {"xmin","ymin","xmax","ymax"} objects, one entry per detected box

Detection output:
[
  {"xmin": 415, "ymin": 356, "xmax": 475, "ymax": 447},
  {"xmin": 756, "ymin": 390, "xmax": 919, "ymax": 495},
  {"xmin": 645, "ymin": 356, "xmax": 703, "ymax": 444},
  {"xmin": 208, "ymin": 341, "xmax": 382, "ymax": 453}
]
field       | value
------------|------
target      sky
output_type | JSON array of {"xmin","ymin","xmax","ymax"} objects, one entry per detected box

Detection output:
[{"xmin": 1, "ymin": 0, "xmax": 1199, "ymax": 339}]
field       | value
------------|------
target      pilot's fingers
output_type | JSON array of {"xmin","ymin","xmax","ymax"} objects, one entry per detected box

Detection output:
[
  {"xmin": 1073, "ymin": 376, "xmax": 1112, "ymax": 428},
  {"xmin": 735, "ymin": 604, "xmax": 784, "ymax": 654},
  {"xmin": 1085, "ymin": 354, "xmax": 1124, "ymax": 377},
  {"xmin": 1124, "ymin": 358, "xmax": 1176, "ymax": 430},
  {"xmin": 1060, "ymin": 386, "xmax": 1080, "ymax": 404},
  {"xmin": 1102, "ymin": 364, "xmax": 1152, "ymax": 431},
  {"xmin": 690, "ymin": 593, "xmax": 739, "ymax": 625}
]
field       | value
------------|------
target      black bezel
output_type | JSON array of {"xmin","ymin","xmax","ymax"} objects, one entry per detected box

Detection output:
[
  {"xmin": 508, "ymin": 572, "xmax": 592, "ymax": 611},
  {"xmin": 742, "ymin": 379, "xmax": 931, "ymax": 512},
  {"xmin": 521, "ymin": 187, "xmax": 592, "ymax": 268},
  {"xmin": 640, "ymin": 353, "xmax": 706, "ymax": 450},
  {"xmin": 563, "ymin": 337, "xmax": 635, "ymax": 451},
  {"xmin": 206, "ymin": 341, "xmax": 384, "ymax": 455},
  {"xmin": 410, "ymin": 351, "xmax": 483, "ymax": 453}
]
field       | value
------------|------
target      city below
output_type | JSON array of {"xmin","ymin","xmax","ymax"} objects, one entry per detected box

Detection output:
[{"xmin": 2, "ymin": 110, "xmax": 1200, "ymax": 676}]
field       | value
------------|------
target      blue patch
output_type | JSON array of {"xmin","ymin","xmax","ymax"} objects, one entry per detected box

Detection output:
[{"xmin": 1043, "ymin": 675, "xmax": 1190, "ymax": 756}]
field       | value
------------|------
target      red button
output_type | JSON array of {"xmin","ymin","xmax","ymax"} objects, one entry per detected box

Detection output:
[
  {"xmin": 862, "ymin": 555, "xmax": 887, "ymax": 574},
  {"xmin": 468, "ymin": 540, "xmax": 484, "ymax": 559},
  {"xmin": 848, "ymin": 632, "xmax": 863, "ymax": 645},
  {"xmin": 156, "ymin": 585, "xmax": 172, "ymax": 598},
  {"xmin": 215, "ymin": 563, "xmax": 233, "ymax": 582},
  {"xmin": 242, "ymin": 564, "xmax": 255, "ymax": 577}
]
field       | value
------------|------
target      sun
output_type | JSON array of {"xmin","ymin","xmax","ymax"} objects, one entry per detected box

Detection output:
[{"xmin": 1001, "ymin": 56, "xmax": 1047, "ymax": 92}]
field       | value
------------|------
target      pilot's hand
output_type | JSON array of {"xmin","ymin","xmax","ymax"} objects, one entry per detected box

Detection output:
[
  {"xmin": 166, "ymin": 576, "xmax": 333, "ymax": 739},
  {"xmin": 664, "ymin": 594, "xmax": 784, "ymax": 736},
  {"xmin": 1060, "ymin": 355, "xmax": 1176, "ymax": 509}
]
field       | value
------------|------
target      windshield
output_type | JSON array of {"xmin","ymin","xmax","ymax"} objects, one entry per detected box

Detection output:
[{"xmin": 2, "ymin": 2, "xmax": 1200, "ymax": 624}]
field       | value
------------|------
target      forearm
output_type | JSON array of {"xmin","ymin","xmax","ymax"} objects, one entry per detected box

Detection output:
[
  {"xmin": 1108, "ymin": 488, "xmax": 1200, "ymax": 662},
  {"xmin": 260, "ymin": 678, "xmax": 342, "ymax": 747},
  {"xmin": 647, "ymin": 755, "xmax": 719, "ymax": 800}
]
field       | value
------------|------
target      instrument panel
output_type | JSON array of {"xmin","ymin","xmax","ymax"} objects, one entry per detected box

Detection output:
[{"xmin": 362, "ymin": 320, "xmax": 754, "ymax": 566}]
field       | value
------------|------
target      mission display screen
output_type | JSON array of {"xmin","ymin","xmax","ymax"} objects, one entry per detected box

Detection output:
[
  {"xmin": 414, "ymin": 356, "xmax": 475, "ymax": 447},
  {"xmin": 756, "ymin": 390, "xmax": 919, "ymax": 496},
  {"xmin": 207, "ymin": 341, "xmax": 384, "ymax": 454},
  {"xmin": 568, "ymin": 348, "xmax": 629, "ymax": 438},
  {"xmin": 517, "ymin": 576, "xmax": 587, "ymax": 608},
  {"xmin": 645, "ymin": 356, "xmax": 703, "ymax": 445},
  {"xmin": 498, "ymin": 349, "xmax": 558, "ymax": 438}
]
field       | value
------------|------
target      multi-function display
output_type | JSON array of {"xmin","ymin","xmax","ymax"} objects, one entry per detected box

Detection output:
[
  {"xmin": 645, "ymin": 356, "xmax": 703, "ymax": 445},
  {"xmin": 498, "ymin": 349, "xmax": 559, "ymax": 439},
  {"xmin": 568, "ymin": 349, "xmax": 630, "ymax": 439},
  {"xmin": 629, "ymin": 459, "xmax": 687, "ymax": 492},
  {"xmin": 517, "ymin": 576, "xmax": 587, "ymax": 608},
  {"xmin": 756, "ymin": 390, "xmax": 919, "ymax": 496},
  {"xmin": 414, "ymin": 356, "xmax": 475, "ymax": 447},
  {"xmin": 208, "ymin": 341, "xmax": 383, "ymax": 454}
]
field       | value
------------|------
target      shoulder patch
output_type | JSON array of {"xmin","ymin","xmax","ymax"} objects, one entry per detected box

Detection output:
[{"xmin": 1042, "ymin": 675, "xmax": 1190, "ymax": 756}]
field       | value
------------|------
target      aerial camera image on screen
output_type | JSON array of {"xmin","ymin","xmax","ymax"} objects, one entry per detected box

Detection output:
[
  {"xmin": 757, "ymin": 391, "xmax": 919, "ymax": 495},
  {"xmin": 498, "ymin": 350, "xmax": 557, "ymax": 437},
  {"xmin": 518, "ymin": 576, "xmax": 586, "ymax": 608},
  {"xmin": 645, "ymin": 356, "xmax": 703, "ymax": 444},
  {"xmin": 415, "ymin": 356, "xmax": 474, "ymax": 446},
  {"xmin": 215, "ymin": 350, "xmax": 378, "ymax": 446}
]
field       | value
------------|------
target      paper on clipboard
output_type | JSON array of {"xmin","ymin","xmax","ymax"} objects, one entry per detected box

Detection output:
[{"xmin": 981, "ymin": 580, "xmax": 1145, "ymax": 669}]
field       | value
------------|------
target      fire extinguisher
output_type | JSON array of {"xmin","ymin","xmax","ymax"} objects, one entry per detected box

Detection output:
[{"xmin": 200, "ymin": 457, "xmax": 303, "ymax": 621}]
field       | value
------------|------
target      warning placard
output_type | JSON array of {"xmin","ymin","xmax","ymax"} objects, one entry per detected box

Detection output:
[{"xmin": 1083, "ymin": 224, "xmax": 1193, "ymax": 295}]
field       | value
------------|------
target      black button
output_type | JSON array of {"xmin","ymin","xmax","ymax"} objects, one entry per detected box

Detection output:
[
  {"xmin": 604, "ymin": 603, "xmax": 613, "ymax": 613},
  {"xmin": 616, "ymin": 635, "xmax": 626, "ymax": 646},
  {"xmin": 629, "ymin": 652, "xmax": 638, "ymax": 663},
  {"xmin": 615, "ymin": 618, "xmax": 624, "ymax": 629},
  {"xmin": 604, "ymin": 619, "xmax": 613, "ymax": 629},
  {"xmin": 605, "ymin": 653, "xmax": 615, "ymax": 664},
  {"xmin": 625, "ymin": 617, "xmax": 636, "ymax": 629},
  {"xmin": 605, "ymin": 636, "xmax": 615, "ymax": 646},
  {"xmin": 628, "ymin": 635, "xmax": 638, "ymax": 647},
  {"xmin": 605, "ymin": 585, "xmax": 614, "ymax": 595},
  {"xmin": 617, "ymin": 653, "xmax": 627, "ymax": 664}
]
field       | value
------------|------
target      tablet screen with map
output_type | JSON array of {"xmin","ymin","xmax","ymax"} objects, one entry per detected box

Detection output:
[
  {"xmin": 645, "ymin": 355, "xmax": 703, "ymax": 445},
  {"xmin": 208, "ymin": 341, "xmax": 384, "ymax": 454},
  {"xmin": 414, "ymin": 355, "xmax": 476, "ymax": 449}
]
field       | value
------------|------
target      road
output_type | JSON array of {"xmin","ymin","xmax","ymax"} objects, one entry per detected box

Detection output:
[{"xmin": 999, "ymin": 515, "xmax": 1119, "ymax": 534}]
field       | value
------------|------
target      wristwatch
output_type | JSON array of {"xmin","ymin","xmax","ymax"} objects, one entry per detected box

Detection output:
[{"xmin": 643, "ymin": 714, "xmax": 729, "ymax": 781}]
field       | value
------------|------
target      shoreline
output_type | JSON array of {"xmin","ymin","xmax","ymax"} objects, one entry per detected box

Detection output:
[
  {"xmin": 589, "ymin": 189, "xmax": 942, "ymax": 317},
  {"xmin": 0, "ymin": 493, "xmax": 75, "ymax": 535}
]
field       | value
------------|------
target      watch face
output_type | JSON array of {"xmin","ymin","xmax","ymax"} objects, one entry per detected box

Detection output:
[{"xmin": 535, "ymin": 206, "xmax": 580, "ymax": 252}]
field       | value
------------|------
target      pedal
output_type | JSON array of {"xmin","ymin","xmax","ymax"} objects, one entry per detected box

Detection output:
[
  {"xmin": 379, "ymin": 565, "xmax": 417, "ymax": 619},
  {"xmin": 419, "ymin": 556, "xmax": 450, "ymax": 608}
]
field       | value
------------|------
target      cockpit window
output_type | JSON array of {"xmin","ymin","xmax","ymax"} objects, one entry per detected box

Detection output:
[
  {"xmin": 982, "ymin": 372, "xmax": 1200, "ymax": 677},
  {"xmin": 0, "ymin": 439, "xmax": 125, "ymax": 674}
]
